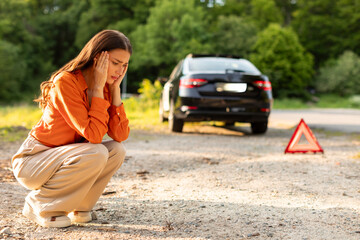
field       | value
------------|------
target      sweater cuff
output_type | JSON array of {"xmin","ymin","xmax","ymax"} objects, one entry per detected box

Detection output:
[{"xmin": 109, "ymin": 103, "xmax": 125, "ymax": 117}]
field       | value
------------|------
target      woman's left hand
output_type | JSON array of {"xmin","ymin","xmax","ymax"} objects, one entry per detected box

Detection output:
[
  {"xmin": 110, "ymin": 65, "xmax": 128, "ymax": 90},
  {"xmin": 109, "ymin": 65, "xmax": 128, "ymax": 106}
]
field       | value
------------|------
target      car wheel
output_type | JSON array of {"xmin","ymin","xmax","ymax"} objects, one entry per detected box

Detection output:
[
  {"xmin": 169, "ymin": 102, "xmax": 184, "ymax": 132},
  {"xmin": 251, "ymin": 121, "xmax": 268, "ymax": 134},
  {"xmin": 159, "ymin": 98, "xmax": 167, "ymax": 122},
  {"xmin": 224, "ymin": 121, "xmax": 235, "ymax": 126}
]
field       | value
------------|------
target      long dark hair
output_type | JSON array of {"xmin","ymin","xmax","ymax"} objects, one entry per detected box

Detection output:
[{"xmin": 35, "ymin": 30, "xmax": 132, "ymax": 109}]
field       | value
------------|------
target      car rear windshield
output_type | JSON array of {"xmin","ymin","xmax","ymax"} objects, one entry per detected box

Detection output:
[{"xmin": 188, "ymin": 57, "xmax": 261, "ymax": 75}]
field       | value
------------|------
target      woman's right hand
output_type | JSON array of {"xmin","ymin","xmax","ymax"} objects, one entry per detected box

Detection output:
[{"xmin": 93, "ymin": 51, "xmax": 109, "ymax": 90}]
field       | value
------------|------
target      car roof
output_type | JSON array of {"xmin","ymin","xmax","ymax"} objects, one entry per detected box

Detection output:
[{"xmin": 186, "ymin": 53, "xmax": 241, "ymax": 59}]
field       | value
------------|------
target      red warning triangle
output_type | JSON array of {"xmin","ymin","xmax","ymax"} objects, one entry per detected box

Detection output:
[{"xmin": 285, "ymin": 118, "xmax": 324, "ymax": 154}]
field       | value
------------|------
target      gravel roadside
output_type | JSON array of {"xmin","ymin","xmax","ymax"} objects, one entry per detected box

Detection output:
[{"xmin": 1, "ymin": 124, "xmax": 360, "ymax": 240}]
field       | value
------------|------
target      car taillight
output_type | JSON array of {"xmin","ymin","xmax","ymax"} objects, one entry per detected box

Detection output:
[
  {"xmin": 181, "ymin": 106, "xmax": 198, "ymax": 111},
  {"xmin": 253, "ymin": 80, "xmax": 272, "ymax": 91},
  {"xmin": 180, "ymin": 78, "xmax": 208, "ymax": 88}
]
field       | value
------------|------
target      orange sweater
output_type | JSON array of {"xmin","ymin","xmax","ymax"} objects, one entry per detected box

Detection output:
[{"xmin": 30, "ymin": 70, "xmax": 130, "ymax": 147}]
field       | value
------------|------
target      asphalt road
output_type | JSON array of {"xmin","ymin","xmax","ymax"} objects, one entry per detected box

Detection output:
[{"xmin": 269, "ymin": 108, "xmax": 360, "ymax": 133}]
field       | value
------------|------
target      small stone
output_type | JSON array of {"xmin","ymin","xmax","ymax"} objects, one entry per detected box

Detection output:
[
  {"xmin": 0, "ymin": 227, "xmax": 11, "ymax": 235},
  {"xmin": 91, "ymin": 212, "xmax": 98, "ymax": 220},
  {"xmin": 247, "ymin": 232, "xmax": 260, "ymax": 237}
]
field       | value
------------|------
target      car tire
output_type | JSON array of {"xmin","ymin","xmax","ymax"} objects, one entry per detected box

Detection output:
[
  {"xmin": 224, "ymin": 121, "xmax": 235, "ymax": 126},
  {"xmin": 251, "ymin": 121, "xmax": 268, "ymax": 134},
  {"xmin": 169, "ymin": 102, "xmax": 184, "ymax": 132},
  {"xmin": 159, "ymin": 98, "xmax": 167, "ymax": 122}
]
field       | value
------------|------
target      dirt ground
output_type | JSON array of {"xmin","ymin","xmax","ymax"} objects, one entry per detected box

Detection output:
[{"xmin": 1, "ymin": 123, "xmax": 360, "ymax": 240}]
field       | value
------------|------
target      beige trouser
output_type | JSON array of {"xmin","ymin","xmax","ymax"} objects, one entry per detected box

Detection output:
[{"xmin": 11, "ymin": 135, "xmax": 125, "ymax": 218}]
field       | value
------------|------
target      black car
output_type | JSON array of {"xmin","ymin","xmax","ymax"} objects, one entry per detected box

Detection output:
[{"xmin": 159, "ymin": 54, "xmax": 273, "ymax": 134}]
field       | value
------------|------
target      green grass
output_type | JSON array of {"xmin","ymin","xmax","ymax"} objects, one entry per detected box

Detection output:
[
  {"xmin": 0, "ymin": 104, "xmax": 42, "ymax": 129},
  {"xmin": 273, "ymin": 94, "xmax": 360, "ymax": 109},
  {"xmin": 0, "ymin": 104, "xmax": 41, "ymax": 142},
  {"xmin": 123, "ymin": 97, "xmax": 167, "ymax": 131},
  {"xmin": 0, "ymin": 94, "xmax": 358, "ymax": 142}
]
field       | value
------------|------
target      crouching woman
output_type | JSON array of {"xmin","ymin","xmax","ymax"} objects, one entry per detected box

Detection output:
[{"xmin": 11, "ymin": 30, "xmax": 132, "ymax": 228}]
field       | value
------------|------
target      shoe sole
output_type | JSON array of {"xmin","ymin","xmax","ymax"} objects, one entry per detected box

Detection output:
[
  {"xmin": 68, "ymin": 212, "xmax": 92, "ymax": 223},
  {"xmin": 22, "ymin": 202, "xmax": 71, "ymax": 228}
]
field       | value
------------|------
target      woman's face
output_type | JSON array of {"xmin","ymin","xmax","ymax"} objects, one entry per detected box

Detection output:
[{"xmin": 106, "ymin": 48, "xmax": 131, "ymax": 85}]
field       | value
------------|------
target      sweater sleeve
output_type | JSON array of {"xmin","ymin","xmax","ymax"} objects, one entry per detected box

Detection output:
[
  {"xmin": 51, "ymin": 77, "xmax": 110, "ymax": 143},
  {"xmin": 107, "ymin": 103, "xmax": 130, "ymax": 142}
]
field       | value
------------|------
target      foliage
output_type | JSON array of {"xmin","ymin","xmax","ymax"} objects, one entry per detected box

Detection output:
[
  {"xmin": 130, "ymin": 0, "xmax": 211, "ymax": 77},
  {"xmin": 250, "ymin": 24, "xmax": 314, "ymax": 98},
  {"xmin": 0, "ymin": 41, "xmax": 27, "ymax": 102},
  {"xmin": 250, "ymin": 0, "xmax": 283, "ymax": 29},
  {"xmin": 212, "ymin": 15, "xmax": 257, "ymax": 58},
  {"xmin": 137, "ymin": 79, "xmax": 163, "ymax": 109},
  {"xmin": 76, "ymin": 0, "xmax": 155, "ymax": 48},
  {"xmin": 0, "ymin": 105, "xmax": 42, "ymax": 129},
  {"xmin": 0, "ymin": 0, "xmax": 359, "ymax": 101},
  {"xmin": 273, "ymin": 0, "xmax": 298, "ymax": 26},
  {"xmin": 273, "ymin": 94, "xmax": 360, "ymax": 109},
  {"xmin": 198, "ymin": 0, "xmax": 250, "ymax": 23},
  {"xmin": 316, "ymin": 51, "xmax": 360, "ymax": 96},
  {"xmin": 292, "ymin": 0, "xmax": 360, "ymax": 67},
  {"xmin": 123, "ymin": 79, "xmax": 165, "ymax": 130}
]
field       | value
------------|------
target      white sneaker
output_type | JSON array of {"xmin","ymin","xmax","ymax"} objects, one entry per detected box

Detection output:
[
  {"xmin": 68, "ymin": 211, "xmax": 92, "ymax": 223},
  {"xmin": 22, "ymin": 202, "xmax": 71, "ymax": 228}
]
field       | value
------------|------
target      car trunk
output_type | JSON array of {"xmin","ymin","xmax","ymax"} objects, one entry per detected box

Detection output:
[
  {"xmin": 191, "ymin": 72, "xmax": 263, "ymax": 98},
  {"xmin": 179, "ymin": 72, "xmax": 270, "ymax": 110}
]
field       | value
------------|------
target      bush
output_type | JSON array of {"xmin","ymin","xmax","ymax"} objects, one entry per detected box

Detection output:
[
  {"xmin": 0, "ymin": 40, "xmax": 27, "ymax": 102},
  {"xmin": 250, "ymin": 24, "xmax": 314, "ymax": 99},
  {"xmin": 212, "ymin": 15, "xmax": 257, "ymax": 58},
  {"xmin": 124, "ymin": 78, "xmax": 162, "ymax": 112},
  {"xmin": 316, "ymin": 51, "xmax": 360, "ymax": 96},
  {"xmin": 137, "ymin": 79, "xmax": 163, "ymax": 109},
  {"xmin": 123, "ymin": 79, "xmax": 164, "ymax": 130}
]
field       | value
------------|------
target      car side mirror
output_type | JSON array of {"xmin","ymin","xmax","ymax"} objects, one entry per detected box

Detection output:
[{"xmin": 157, "ymin": 77, "xmax": 169, "ymax": 84}]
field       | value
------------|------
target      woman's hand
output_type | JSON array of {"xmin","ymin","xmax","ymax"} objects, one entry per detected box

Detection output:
[
  {"xmin": 93, "ymin": 51, "xmax": 109, "ymax": 90},
  {"xmin": 110, "ymin": 64, "xmax": 128, "ymax": 89},
  {"xmin": 88, "ymin": 51, "xmax": 108, "ymax": 105},
  {"xmin": 109, "ymin": 65, "xmax": 128, "ymax": 107}
]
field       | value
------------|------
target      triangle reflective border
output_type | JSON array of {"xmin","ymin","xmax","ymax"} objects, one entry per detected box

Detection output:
[{"xmin": 285, "ymin": 118, "xmax": 324, "ymax": 154}]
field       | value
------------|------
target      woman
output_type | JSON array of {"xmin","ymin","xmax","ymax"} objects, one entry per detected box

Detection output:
[{"xmin": 11, "ymin": 30, "xmax": 132, "ymax": 228}]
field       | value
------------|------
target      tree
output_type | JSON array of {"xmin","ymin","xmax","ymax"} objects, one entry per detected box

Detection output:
[
  {"xmin": 316, "ymin": 51, "xmax": 360, "ymax": 96},
  {"xmin": 76, "ymin": 0, "xmax": 155, "ymax": 48},
  {"xmin": 250, "ymin": 24, "xmax": 314, "ymax": 98},
  {"xmin": 250, "ymin": 0, "xmax": 283, "ymax": 29},
  {"xmin": 212, "ymin": 15, "xmax": 257, "ymax": 58},
  {"xmin": 31, "ymin": 1, "xmax": 88, "ymax": 67},
  {"xmin": 292, "ymin": 0, "xmax": 360, "ymax": 67},
  {"xmin": 75, "ymin": 0, "xmax": 133, "ymax": 48},
  {"xmin": 274, "ymin": 0, "xmax": 298, "ymax": 26},
  {"xmin": 130, "ymin": 0, "xmax": 211, "ymax": 79},
  {"xmin": 197, "ymin": 0, "xmax": 251, "ymax": 24},
  {"xmin": 0, "ymin": 41, "xmax": 27, "ymax": 102}
]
